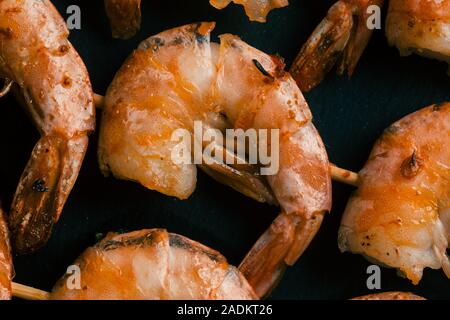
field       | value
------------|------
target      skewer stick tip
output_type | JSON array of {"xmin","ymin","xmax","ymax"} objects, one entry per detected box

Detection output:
[{"xmin": 12, "ymin": 282, "xmax": 50, "ymax": 300}]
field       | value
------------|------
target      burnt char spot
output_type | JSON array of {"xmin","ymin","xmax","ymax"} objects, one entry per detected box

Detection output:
[
  {"xmin": 0, "ymin": 27, "xmax": 13, "ymax": 39},
  {"xmin": 400, "ymin": 150, "xmax": 424, "ymax": 179},
  {"xmin": 252, "ymin": 59, "xmax": 275, "ymax": 82},
  {"xmin": 141, "ymin": 37, "xmax": 165, "ymax": 52},
  {"xmin": 191, "ymin": 23, "xmax": 209, "ymax": 44},
  {"xmin": 383, "ymin": 123, "xmax": 400, "ymax": 135},
  {"xmin": 318, "ymin": 32, "xmax": 334, "ymax": 54},
  {"xmin": 62, "ymin": 76, "xmax": 72, "ymax": 88},
  {"xmin": 169, "ymin": 234, "xmax": 223, "ymax": 263},
  {"xmin": 99, "ymin": 231, "xmax": 157, "ymax": 251},
  {"xmin": 270, "ymin": 54, "xmax": 286, "ymax": 78},
  {"xmin": 173, "ymin": 36, "xmax": 184, "ymax": 45},
  {"xmin": 32, "ymin": 179, "xmax": 48, "ymax": 193},
  {"xmin": 54, "ymin": 45, "xmax": 70, "ymax": 56},
  {"xmin": 432, "ymin": 102, "xmax": 446, "ymax": 112}
]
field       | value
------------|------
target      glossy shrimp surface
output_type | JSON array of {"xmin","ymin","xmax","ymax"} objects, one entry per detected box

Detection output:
[
  {"xmin": 339, "ymin": 103, "xmax": 450, "ymax": 284},
  {"xmin": 104, "ymin": 0, "xmax": 142, "ymax": 39},
  {"xmin": 0, "ymin": 0, "xmax": 95, "ymax": 253},
  {"xmin": 210, "ymin": 0, "xmax": 289, "ymax": 22},
  {"xmin": 98, "ymin": 23, "xmax": 331, "ymax": 298},
  {"xmin": 0, "ymin": 208, "xmax": 12, "ymax": 300},
  {"xmin": 352, "ymin": 292, "xmax": 425, "ymax": 300},
  {"xmin": 51, "ymin": 229, "xmax": 257, "ymax": 300},
  {"xmin": 290, "ymin": 0, "xmax": 384, "ymax": 92},
  {"xmin": 386, "ymin": 0, "xmax": 450, "ymax": 71}
]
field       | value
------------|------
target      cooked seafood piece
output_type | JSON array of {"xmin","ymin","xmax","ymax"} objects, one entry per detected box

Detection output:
[
  {"xmin": 51, "ymin": 229, "xmax": 257, "ymax": 300},
  {"xmin": 339, "ymin": 102, "xmax": 450, "ymax": 284},
  {"xmin": 290, "ymin": 0, "xmax": 385, "ymax": 92},
  {"xmin": 291, "ymin": 0, "xmax": 449, "ymax": 92},
  {"xmin": 386, "ymin": 0, "xmax": 450, "ymax": 72},
  {"xmin": 352, "ymin": 292, "xmax": 425, "ymax": 300},
  {"xmin": 0, "ymin": 0, "xmax": 95, "ymax": 253},
  {"xmin": 98, "ymin": 22, "xmax": 332, "ymax": 298}
]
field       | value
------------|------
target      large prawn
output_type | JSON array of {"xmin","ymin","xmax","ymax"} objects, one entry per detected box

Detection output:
[
  {"xmin": 291, "ymin": 0, "xmax": 449, "ymax": 92},
  {"xmin": 0, "ymin": 207, "xmax": 12, "ymax": 300},
  {"xmin": 51, "ymin": 229, "xmax": 257, "ymax": 300},
  {"xmin": 98, "ymin": 22, "xmax": 332, "ymax": 298},
  {"xmin": 339, "ymin": 102, "xmax": 450, "ymax": 284},
  {"xmin": 0, "ymin": 0, "xmax": 95, "ymax": 253}
]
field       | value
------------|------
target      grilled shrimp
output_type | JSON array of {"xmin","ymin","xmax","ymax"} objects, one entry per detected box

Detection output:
[
  {"xmin": 386, "ymin": 0, "xmax": 450, "ymax": 72},
  {"xmin": 51, "ymin": 229, "xmax": 257, "ymax": 300},
  {"xmin": 339, "ymin": 102, "xmax": 450, "ymax": 284},
  {"xmin": 104, "ymin": 0, "xmax": 142, "ymax": 39},
  {"xmin": 0, "ymin": 0, "xmax": 95, "ymax": 253},
  {"xmin": 290, "ymin": 0, "xmax": 384, "ymax": 92},
  {"xmin": 0, "ymin": 208, "xmax": 12, "ymax": 300},
  {"xmin": 98, "ymin": 22, "xmax": 332, "ymax": 298},
  {"xmin": 209, "ymin": 0, "xmax": 289, "ymax": 22},
  {"xmin": 352, "ymin": 292, "xmax": 425, "ymax": 300}
]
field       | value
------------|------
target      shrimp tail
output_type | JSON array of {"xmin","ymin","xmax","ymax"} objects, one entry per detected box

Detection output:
[
  {"xmin": 239, "ymin": 211, "xmax": 325, "ymax": 298},
  {"xmin": 0, "ymin": 78, "xmax": 13, "ymax": 98},
  {"xmin": 290, "ymin": 0, "xmax": 384, "ymax": 92},
  {"xmin": 9, "ymin": 135, "xmax": 88, "ymax": 254}
]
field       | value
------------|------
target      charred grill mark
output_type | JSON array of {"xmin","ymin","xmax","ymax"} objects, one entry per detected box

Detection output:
[
  {"xmin": 141, "ymin": 37, "xmax": 165, "ymax": 52},
  {"xmin": 318, "ymin": 32, "xmax": 334, "ymax": 55},
  {"xmin": 99, "ymin": 231, "xmax": 157, "ymax": 251},
  {"xmin": 191, "ymin": 23, "xmax": 209, "ymax": 44},
  {"xmin": 383, "ymin": 123, "xmax": 400, "ymax": 135},
  {"xmin": 253, "ymin": 59, "xmax": 275, "ymax": 82},
  {"xmin": 169, "ymin": 234, "xmax": 224, "ymax": 263},
  {"xmin": 400, "ymin": 150, "xmax": 424, "ymax": 179},
  {"xmin": 0, "ymin": 27, "xmax": 13, "ymax": 39},
  {"xmin": 432, "ymin": 102, "xmax": 446, "ymax": 112},
  {"xmin": 173, "ymin": 36, "xmax": 184, "ymax": 45},
  {"xmin": 32, "ymin": 179, "xmax": 48, "ymax": 193}
]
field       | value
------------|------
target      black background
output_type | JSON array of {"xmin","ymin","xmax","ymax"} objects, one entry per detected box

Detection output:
[{"xmin": 0, "ymin": 0, "xmax": 449, "ymax": 300}]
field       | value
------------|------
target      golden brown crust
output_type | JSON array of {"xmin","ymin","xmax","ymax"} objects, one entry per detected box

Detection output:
[
  {"xmin": 340, "ymin": 103, "xmax": 450, "ymax": 284},
  {"xmin": 51, "ymin": 229, "xmax": 257, "ymax": 300},
  {"xmin": 352, "ymin": 292, "xmax": 426, "ymax": 300},
  {"xmin": 0, "ymin": 0, "xmax": 95, "ymax": 253},
  {"xmin": 209, "ymin": 0, "xmax": 289, "ymax": 22}
]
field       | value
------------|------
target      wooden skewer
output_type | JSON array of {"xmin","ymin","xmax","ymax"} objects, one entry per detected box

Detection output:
[
  {"xmin": 12, "ymin": 282, "xmax": 50, "ymax": 300},
  {"xmin": 93, "ymin": 93, "xmax": 361, "ymax": 187},
  {"xmin": 94, "ymin": 93, "xmax": 105, "ymax": 108},
  {"xmin": 330, "ymin": 164, "xmax": 360, "ymax": 187}
]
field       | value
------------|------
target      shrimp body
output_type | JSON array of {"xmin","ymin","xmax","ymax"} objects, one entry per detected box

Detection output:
[
  {"xmin": 352, "ymin": 292, "xmax": 425, "ymax": 300},
  {"xmin": 290, "ymin": 0, "xmax": 384, "ymax": 92},
  {"xmin": 0, "ymin": 0, "xmax": 95, "ymax": 253},
  {"xmin": 104, "ymin": 0, "xmax": 141, "ymax": 39},
  {"xmin": 209, "ymin": 0, "xmax": 289, "ymax": 22},
  {"xmin": 386, "ymin": 0, "xmax": 450, "ymax": 70},
  {"xmin": 51, "ymin": 229, "xmax": 257, "ymax": 300},
  {"xmin": 98, "ymin": 23, "xmax": 331, "ymax": 298},
  {"xmin": 339, "ymin": 103, "xmax": 450, "ymax": 284},
  {"xmin": 0, "ymin": 208, "xmax": 12, "ymax": 300}
]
